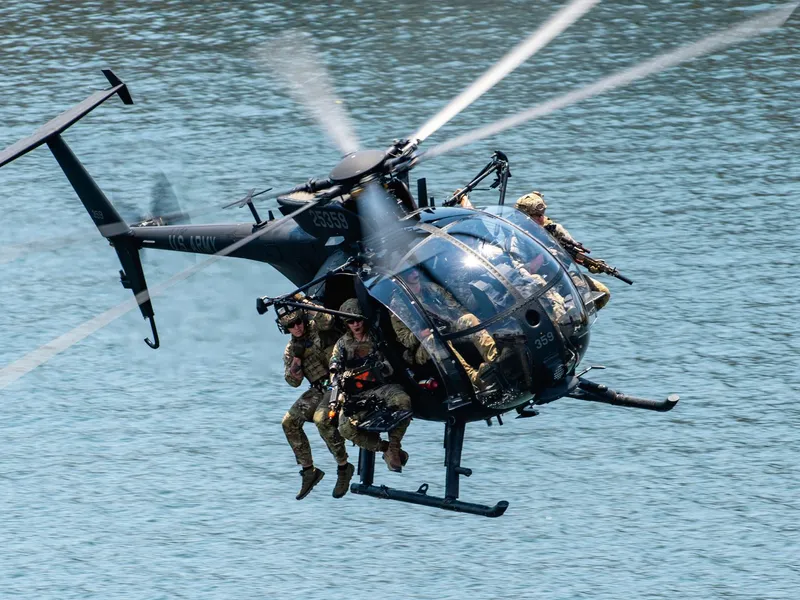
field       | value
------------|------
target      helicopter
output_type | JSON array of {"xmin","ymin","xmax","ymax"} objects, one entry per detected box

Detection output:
[{"xmin": 0, "ymin": 2, "xmax": 793, "ymax": 517}]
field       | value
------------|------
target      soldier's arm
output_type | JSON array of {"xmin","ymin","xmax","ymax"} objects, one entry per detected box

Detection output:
[
  {"xmin": 430, "ymin": 282, "xmax": 461, "ymax": 312},
  {"xmin": 391, "ymin": 313, "xmax": 419, "ymax": 350},
  {"xmin": 283, "ymin": 342, "xmax": 303, "ymax": 388},
  {"xmin": 306, "ymin": 300, "xmax": 334, "ymax": 331},
  {"xmin": 545, "ymin": 218, "xmax": 577, "ymax": 246},
  {"xmin": 328, "ymin": 338, "xmax": 346, "ymax": 375}
]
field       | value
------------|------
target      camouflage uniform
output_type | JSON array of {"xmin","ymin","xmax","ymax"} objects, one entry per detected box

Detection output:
[
  {"xmin": 390, "ymin": 280, "xmax": 498, "ymax": 383},
  {"xmin": 515, "ymin": 191, "xmax": 611, "ymax": 310},
  {"xmin": 281, "ymin": 307, "xmax": 348, "ymax": 467},
  {"xmin": 329, "ymin": 328, "xmax": 412, "ymax": 454}
]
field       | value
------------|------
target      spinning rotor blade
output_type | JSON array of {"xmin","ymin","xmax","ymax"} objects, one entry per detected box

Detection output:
[
  {"xmin": 408, "ymin": 0, "xmax": 599, "ymax": 146},
  {"xmin": 257, "ymin": 32, "xmax": 360, "ymax": 155},
  {"xmin": 1, "ymin": 178, "xmax": 282, "ymax": 265},
  {"xmin": 423, "ymin": 3, "xmax": 798, "ymax": 160},
  {"xmin": 147, "ymin": 171, "xmax": 192, "ymax": 226},
  {"xmin": 357, "ymin": 182, "xmax": 419, "ymax": 265},
  {"xmin": 0, "ymin": 199, "xmax": 322, "ymax": 390},
  {"xmin": 0, "ymin": 233, "xmax": 91, "ymax": 265},
  {"xmin": 0, "ymin": 202, "xmax": 221, "ymax": 265}
]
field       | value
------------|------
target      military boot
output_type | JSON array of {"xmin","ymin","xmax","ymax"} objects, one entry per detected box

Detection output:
[
  {"xmin": 332, "ymin": 463, "xmax": 355, "ymax": 499},
  {"xmin": 474, "ymin": 362, "xmax": 499, "ymax": 393},
  {"xmin": 494, "ymin": 346, "xmax": 515, "ymax": 366},
  {"xmin": 383, "ymin": 442, "xmax": 405, "ymax": 472},
  {"xmin": 296, "ymin": 466, "xmax": 324, "ymax": 500}
]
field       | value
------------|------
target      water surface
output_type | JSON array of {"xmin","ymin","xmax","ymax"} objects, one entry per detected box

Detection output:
[{"xmin": 1, "ymin": 1, "xmax": 798, "ymax": 598}]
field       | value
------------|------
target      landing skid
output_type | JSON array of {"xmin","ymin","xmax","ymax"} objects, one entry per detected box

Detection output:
[{"xmin": 350, "ymin": 418, "xmax": 509, "ymax": 518}]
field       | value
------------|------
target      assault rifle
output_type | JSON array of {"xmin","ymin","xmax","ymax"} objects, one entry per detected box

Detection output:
[
  {"xmin": 328, "ymin": 374, "xmax": 342, "ymax": 420},
  {"xmin": 558, "ymin": 238, "xmax": 633, "ymax": 285}
]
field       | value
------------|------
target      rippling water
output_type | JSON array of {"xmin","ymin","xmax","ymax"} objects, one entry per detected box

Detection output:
[{"xmin": 1, "ymin": 1, "xmax": 798, "ymax": 598}]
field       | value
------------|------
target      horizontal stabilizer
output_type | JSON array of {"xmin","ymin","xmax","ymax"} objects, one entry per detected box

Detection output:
[{"xmin": 0, "ymin": 69, "xmax": 133, "ymax": 168}]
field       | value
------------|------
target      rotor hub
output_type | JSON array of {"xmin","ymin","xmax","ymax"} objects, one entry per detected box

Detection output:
[{"xmin": 329, "ymin": 149, "xmax": 386, "ymax": 185}]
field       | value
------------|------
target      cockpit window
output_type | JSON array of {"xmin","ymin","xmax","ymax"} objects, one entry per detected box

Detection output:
[
  {"xmin": 443, "ymin": 214, "xmax": 562, "ymax": 297},
  {"xmin": 370, "ymin": 211, "xmax": 593, "ymax": 404},
  {"xmin": 392, "ymin": 236, "xmax": 517, "ymax": 324},
  {"xmin": 483, "ymin": 206, "xmax": 596, "ymax": 317}
]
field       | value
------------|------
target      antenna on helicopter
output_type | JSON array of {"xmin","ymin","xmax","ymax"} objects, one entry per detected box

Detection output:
[{"xmin": 222, "ymin": 187, "xmax": 273, "ymax": 223}]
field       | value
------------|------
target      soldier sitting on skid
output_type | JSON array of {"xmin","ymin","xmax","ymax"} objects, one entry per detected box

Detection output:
[
  {"xmin": 515, "ymin": 191, "xmax": 611, "ymax": 310},
  {"xmin": 279, "ymin": 297, "xmax": 354, "ymax": 500},
  {"xmin": 390, "ymin": 267, "xmax": 503, "ymax": 389},
  {"xmin": 329, "ymin": 298, "xmax": 413, "ymax": 473}
]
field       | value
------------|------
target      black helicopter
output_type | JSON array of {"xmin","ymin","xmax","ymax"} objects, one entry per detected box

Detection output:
[{"xmin": 1, "ymin": 2, "xmax": 791, "ymax": 516}]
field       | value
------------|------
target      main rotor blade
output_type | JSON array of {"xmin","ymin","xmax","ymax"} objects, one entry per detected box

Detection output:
[
  {"xmin": 408, "ymin": 0, "xmax": 599, "ymax": 147},
  {"xmin": 0, "ymin": 202, "xmax": 224, "ymax": 265},
  {"xmin": 358, "ymin": 182, "xmax": 420, "ymax": 265},
  {"xmin": 1, "ymin": 183, "xmax": 292, "ymax": 265},
  {"xmin": 0, "ymin": 233, "xmax": 90, "ymax": 265},
  {"xmin": 422, "ymin": 3, "xmax": 798, "ymax": 160},
  {"xmin": 257, "ymin": 33, "xmax": 360, "ymax": 155},
  {"xmin": 0, "ymin": 199, "xmax": 321, "ymax": 390}
]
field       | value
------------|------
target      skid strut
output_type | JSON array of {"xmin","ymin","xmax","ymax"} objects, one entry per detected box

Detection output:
[{"xmin": 351, "ymin": 419, "xmax": 509, "ymax": 518}]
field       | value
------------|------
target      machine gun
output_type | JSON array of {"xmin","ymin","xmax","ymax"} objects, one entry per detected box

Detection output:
[
  {"xmin": 329, "ymin": 354, "xmax": 389, "ymax": 419},
  {"xmin": 444, "ymin": 151, "xmax": 511, "ymax": 207},
  {"xmin": 558, "ymin": 238, "xmax": 633, "ymax": 285},
  {"xmin": 328, "ymin": 375, "xmax": 343, "ymax": 420}
]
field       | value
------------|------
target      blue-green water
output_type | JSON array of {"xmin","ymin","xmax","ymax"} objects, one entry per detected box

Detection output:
[{"xmin": 1, "ymin": 1, "xmax": 798, "ymax": 598}]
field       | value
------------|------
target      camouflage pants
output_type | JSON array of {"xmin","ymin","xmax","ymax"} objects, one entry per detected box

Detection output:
[
  {"xmin": 414, "ymin": 313, "xmax": 497, "ymax": 365},
  {"xmin": 411, "ymin": 313, "xmax": 498, "ymax": 386},
  {"xmin": 338, "ymin": 384, "xmax": 412, "ymax": 452},
  {"xmin": 586, "ymin": 275, "xmax": 611, "ymax": 310},
  {"xmin": 455, "ymin": 313, "xmax": 498, "ymax": 362},
  {"xmin": 282, "ymin": 387, "xmax": 348, "ymax": 468}
]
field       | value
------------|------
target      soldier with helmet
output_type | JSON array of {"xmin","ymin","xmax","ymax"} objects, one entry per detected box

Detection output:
[
  {"xmin": 515, "ymin": 191, "xmax": 611, "ymax": 310},
  {"xmin": 329, "ymin": 298, "xmax": 413, "ymax": 473},
  {"xmin": 390, "ymin": 267, "xmax": 502, "ymax": 389},
  {"xmin": 279, "ymin": 297, "xmax": 354, "ymax": 500}
]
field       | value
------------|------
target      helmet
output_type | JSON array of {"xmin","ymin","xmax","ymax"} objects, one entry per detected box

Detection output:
[
  {"xmin": 279, "ymin": 309, "xmax": 304, "ymax": 328},
  {"xmin": 277, "ymin": 304, "xmax": 308, "ymax": 334},
  {"xmin": 339, "ymin": 298, "xmax": 364, "ymax": 321},
  {"xmin": 515, "ymin": 191, "xmax": 547, "ymax": 217}
]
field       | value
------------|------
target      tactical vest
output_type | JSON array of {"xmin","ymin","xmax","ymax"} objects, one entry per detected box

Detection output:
[
  {"xmin": 292, "ymin": 322, "xmax": 330, "ymax": 384},
  {"xmin": 337, "ymin": 334, "xmax": 386, "ymax": 395}
]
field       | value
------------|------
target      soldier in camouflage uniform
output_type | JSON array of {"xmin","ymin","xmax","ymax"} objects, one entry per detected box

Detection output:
[
  {"xmin": 330, "ymin": 299, "xmax": 413, "ymax": 473},
  {"xmin": 280, "ymin": 299, "xmax": 354, "ymax": 500},
  {"xmin": 515, "ymin": 191, "xmax": 611, "ymax": 310},
  {"xmin": 390, "ymin": 268, "xmax": 500, "ymax": 388}
]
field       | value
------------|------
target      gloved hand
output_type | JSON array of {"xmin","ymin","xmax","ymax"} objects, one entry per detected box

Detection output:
[{"xmin": 290, "ymin": 357, "xmax": 303, "ymax": 376}]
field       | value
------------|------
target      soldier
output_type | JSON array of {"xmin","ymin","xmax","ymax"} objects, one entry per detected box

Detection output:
[
  {"xmin": 515, "ymin": 191, "xmax": 611, "ymax": 310},
  {"xmin": 390, "ymin": 267, "xmax": 501, "ymax": 388},
  {"xmin": 330, "ymin": 299, "xmax": 413, "ymax": 473},
  {"xmin": 452, "ymin": 188, "xmax": 474, "ymax": 209},
  {"xmin": 280, "ymin": 299, "xmax": 354, "ymax": 500}
]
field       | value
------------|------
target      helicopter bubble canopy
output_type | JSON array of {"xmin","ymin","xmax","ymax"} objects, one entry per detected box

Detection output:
[
  {"xmin": 483, "ymin": 205, "xmax": 598, "ymax": 320},
  {"xmin": 368, "ymin": 209, "xmax": 591, "ymax": 408}
]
